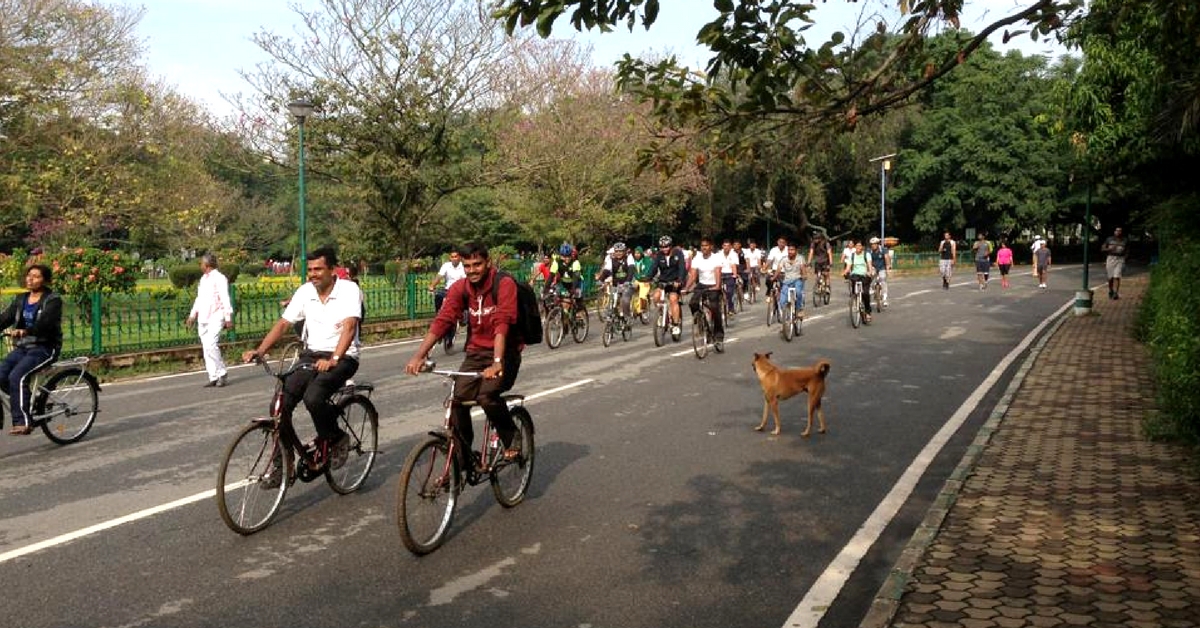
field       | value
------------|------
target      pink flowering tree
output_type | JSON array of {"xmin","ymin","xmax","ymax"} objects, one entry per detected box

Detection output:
[{"xmin": 45, "ymin": 248, "xmax": 139, "ymax": 322}]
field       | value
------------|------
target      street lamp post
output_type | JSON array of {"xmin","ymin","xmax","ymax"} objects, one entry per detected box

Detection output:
[
  {"xmin": 763, "ymin": 200, "xmax": 774, "ymax": 244},
  {"xmin": 869, "ymin": 153, "xmax": 897, "ymax": 244},
  {"xmin": 287, "ymin": 99, "xmax": 316, "ymax": 281}
]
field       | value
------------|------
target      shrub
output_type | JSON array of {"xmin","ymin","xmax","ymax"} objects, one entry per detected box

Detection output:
[
  {"xmin": 384, "ymin": 260, "xmax": 405, "ymax": 286},
  {"xmin": 168, "ymin": 263, "xmax": 203, "ymax": 289},
  {"xmin": 0, "ymin": 249, "xmax": 29, "ymax": 288},
  {"xmin": 222, "ymin": 263, "xmax": 241, "ymax": 284},
  {"xmin": 46, "ymin": 247, "xmax": 139, "ymax": 321}
]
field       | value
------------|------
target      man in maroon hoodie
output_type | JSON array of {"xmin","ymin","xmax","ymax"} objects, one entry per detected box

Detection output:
[{"xmin": 405, "ymin": 242, "xmax": 523, "ymax": 460}]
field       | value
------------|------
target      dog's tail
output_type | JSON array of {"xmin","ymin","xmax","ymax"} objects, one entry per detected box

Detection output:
[{"xmin": 816, "ymin": 360, "xmax": 831, "ymax": 378}]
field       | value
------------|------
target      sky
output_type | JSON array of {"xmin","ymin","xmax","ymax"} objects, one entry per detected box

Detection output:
[{"xmin": 122, "ymin": 0, "xmax": 1071, "ymax": 118}]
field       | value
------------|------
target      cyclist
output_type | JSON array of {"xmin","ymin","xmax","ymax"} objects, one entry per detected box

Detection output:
[
  {"xmin": 0, "ymin": 264, "xmax": 62, "ymax": 435},
  {"xmin": 429, "ymin": 250, "xmax": 466, "ymax": 313},
  {"xmin": 597, "ymin": 242, "xmax": 637, "ymax": 324},
  {"xmin": 632, "ymin": 246, "xmax": 655, "ymax": 317},
  {"xmin": 243, "ymin": 247, "xmax": 362, "ymax": 468},
  {"xmin": 429, "ymin": 250, "xmax": 468, "ymax": 347},
  {"xmin": 938, "ymin": 231, "xmax": 956, "ymax": 290},
  {"xmin": 764, "ymin": 236, "xmax": 788, "ymax": 296},
  {"xmin": 550, "ymin": 244, "xmax": 583, "ymax": 310},
  {"xmin": 529, "ymin": 253, "xmax": 552, "ymax": 292},
  {"xmin": 808, "ymin": 232, "xmax": 833, "ymax": 292},
  {"xmin": 731, "ymin": 240, "xmax": 750, "ymax": 303},
  {"xmin": 743, "ymin": 239, "xmax": 764, "ymax": 299},
  {"xmin": 684, "ymin": 237, "xmax": 726, "ymax": 342},
  {"xmin": 868, "ymin": 237, "xmax": 893, "ymax": 307},
  {"xmin": 843, "ymin": 239, "xmax": 875, "ymax": 323},
  {"xmin": 650, "ymin": 235, "xmax": 688, "ymax": 339},
  {"xmin": 718, "ymin": 240, "xmax": 740, "ymax": 315},
  {"xmin": 404, "ymin": 242, "xmax": 523, "ymax": 462},
  {"xmin": 773, "ymin": 242, "xmax": 806, "ymax": 319}
]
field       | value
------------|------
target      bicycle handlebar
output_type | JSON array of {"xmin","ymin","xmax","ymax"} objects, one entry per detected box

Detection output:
[
  {"xmin": 419, "ymin": 359, "xmax": 482, "ymax": 380},
  {"xmin": 252, "ymin": 353, "xmax": 314, "ymax": 379}
]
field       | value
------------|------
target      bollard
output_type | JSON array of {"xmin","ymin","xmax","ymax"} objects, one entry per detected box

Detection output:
[{"xmin": 1073, "ymin": 289, "xmax": 1093, "ymax": 316}]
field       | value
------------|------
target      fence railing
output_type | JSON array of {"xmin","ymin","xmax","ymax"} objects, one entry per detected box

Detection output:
[
  {"xmin": 4, "ymin": 253, "xmax": 981, "ymax": 359},
  {"xmin": 5, "ymin": 267, "xmax": 602, "ymax": 359}
]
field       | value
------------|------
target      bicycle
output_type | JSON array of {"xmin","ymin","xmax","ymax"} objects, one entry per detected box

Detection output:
[
  {"xmin": 651, "ymin": 282, "xmax": 682, "ymax": 347},
  {"xmin": 779, "ymin": 285, "xmax": 803, "ymax": 341},
  {"xmin": 813, "ymin": 271, "xmax": 832, "ymax": 307},
  {"xmin": 847, "ymin": 278, "xmax": 870, "ymax": 329},
  {"xmin": 543, "ymin": 291, "xmax": 590, "ymax": 349},
  {"xmin": 431, "ymin": 289, "xmax": 467, "ymax": 354},
  {"xmin": 872, "ymin": 274, "xmax": 887, "ymax": 313},
  {"xmin": 0, "ymin": 337, "xmax": 100, "ymax": 444},
  {"xmin": 689, "ymin": 288, "xmax": 726, "ymax": 360},
  {"xmin": 216, "ymin": 356, "xmax": 379, "ymax": 535},
  {"xmin": 396, "ymin": 361, "xmax": 535, "ymax": 555},
  {"xmin": 765, "ymin": 279, "xmax": 781, "ymax": 327},
  {"xmin": 734, "ymin": 275, "xmax": 746, "ymax": 313},
  {"xmin": 600, "ymin": 284, "xmax": 633, "ymax": 347},
  {"xmin": 747, "ymin": 269, "xmax": 760, "ymax": 304}
]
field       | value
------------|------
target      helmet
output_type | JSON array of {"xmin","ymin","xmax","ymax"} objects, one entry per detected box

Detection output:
[
  {"xmin": 658, "ymin": 235, "xmax": 673, "ymax": 248},
  {"xmin": 869, "ymin": 237, "xmax": 881, "ymax": 244},
  {"xmin": 559, "ymin": 243, "xmax": 573, "ymax": 256},
  {"xmin": 612, "ymin": 242, "xmax": 627, "ymax": 253}
]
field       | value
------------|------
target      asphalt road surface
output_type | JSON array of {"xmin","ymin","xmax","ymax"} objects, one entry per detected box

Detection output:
[{"xmin": 0, "ymin": 267, "xmax": 1091, "ymax": 628}]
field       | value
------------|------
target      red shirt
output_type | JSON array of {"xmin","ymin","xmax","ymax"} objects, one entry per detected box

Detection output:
[{"xmin": 430, "ymin": 267, "xmax": 521, "ymax": 353}]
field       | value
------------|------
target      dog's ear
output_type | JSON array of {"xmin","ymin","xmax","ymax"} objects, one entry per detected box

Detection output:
[{"xmin": 766, "ymin": 352, "xmax": 772, "ymax": 359}]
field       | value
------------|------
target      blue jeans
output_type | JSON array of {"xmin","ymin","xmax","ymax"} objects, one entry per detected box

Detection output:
[
  {"xmin": 778, "ymin": 279, "xmax": 805, "ymax": 315},
  {"xmin": 0, "ymin": 345, "xmax": 57, "ymax": 427}
]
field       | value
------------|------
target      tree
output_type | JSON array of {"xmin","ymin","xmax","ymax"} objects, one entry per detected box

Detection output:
[
  {"xmin": 494, "ymin": 0, "xmax": 1085, "ymax": 167},
  {"xmin": 235, "ymin": 0, "xmax": 539, "ymax": 263},
  {"xmin": 892, "ymin": 40, "xmax": 1073, "ymax": 237}
]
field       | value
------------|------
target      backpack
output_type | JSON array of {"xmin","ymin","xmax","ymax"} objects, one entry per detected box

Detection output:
[{"xmin": 462, "ymin": 270, "xmax": 544, "ymax": 345}]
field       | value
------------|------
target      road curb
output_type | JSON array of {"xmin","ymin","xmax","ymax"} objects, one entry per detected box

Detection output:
[{"xmin": 857, "ymin": 309, "xmax": 1071, "ymax": 628}]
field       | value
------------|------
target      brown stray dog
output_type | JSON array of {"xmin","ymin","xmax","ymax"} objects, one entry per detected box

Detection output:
[{"xmin": 752, "ymin": 352, "xmax": 831, "ymax": 437}]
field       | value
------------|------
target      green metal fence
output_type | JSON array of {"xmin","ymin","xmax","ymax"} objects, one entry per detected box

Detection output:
[{"xmin": 5, "ymin": 267, "xmax": 604, "ymax": 359}]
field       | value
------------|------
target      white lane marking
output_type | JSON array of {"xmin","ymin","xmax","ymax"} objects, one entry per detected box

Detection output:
[
  {"xmin": 0, "ymin": 378, "xmax": 594, "ymax": 564},
  {"xmin": 105, "ymin": 338, "xmax": 423, "ymax": 387},
  {"xmin": 781, "ymin": 295, "xmax": 1076, "ymax": 628},
  {"xmin": 0, "ymin": 491, "xmax": 215, "ymax": 564}
]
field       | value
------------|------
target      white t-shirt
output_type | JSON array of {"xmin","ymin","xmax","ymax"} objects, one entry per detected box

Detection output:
[
  {"xmin": 718, "ymin": 250, "xmax": 739, "ymax": 275},
  {"xmin": 841, "ymin": 245, "xmax": 855, "ymax": 266},
  {"xmin": 691, "ymin": 253, "xmax": 723, "ymax": 287},
  {"xmin": 282, "ymin": 278, "xmax": 363, "ymax": 358},
  {"xmin": 437, "ymin": 261, "xmax": 466, "ymax": 288},
  {"xmin": 744, "ymin": 248, "xmax": 764, "ymax": 270},
  {"xmin": 765, "ymin": 245, "xmax": 788, "ymax": 269}
]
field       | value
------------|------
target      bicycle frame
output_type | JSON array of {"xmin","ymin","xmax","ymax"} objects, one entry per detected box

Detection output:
[{"xmin": 427, "ymin": 365, "xmax": 525, "ymax": 482}]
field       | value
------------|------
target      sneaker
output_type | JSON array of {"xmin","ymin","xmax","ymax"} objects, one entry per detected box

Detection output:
[
  {"xmin": 1113, "ymin": 293, "xmax": 1119, "ymax": 300},
  {"xmin": 216, "ymin": 375, "xmax": 227, "ymax": 387},
  {"xmin": 1039, "ymin": 283, "xmax": 1047, "ymax": 289},
  {"xmin": 942, "ymin": 277, "xmax": 949, "ymax": 289},
  {"xmin": 329, "ymin": 433, "xmax": 350, "ymax": 470},
  {"xmin": 671, "ymin": 325, "xmax": 681, "ymax": 336}
]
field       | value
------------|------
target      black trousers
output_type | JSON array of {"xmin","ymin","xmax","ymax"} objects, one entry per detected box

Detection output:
[
  {"xmin": 688, "ymin": 287, "xmax": 725, "ymax": 336},
  {"xmin": 282, "ymin": 352, "xmax": 359, "ymax": 441},
  {"xmin": 452, "ymin": 349, "xmax": 522, "ymax": 452}
]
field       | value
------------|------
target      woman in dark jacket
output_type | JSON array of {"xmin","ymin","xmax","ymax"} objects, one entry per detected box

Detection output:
[{"xmin": 0, "ymin": 264, "xmax": 63, "ymax": 434}]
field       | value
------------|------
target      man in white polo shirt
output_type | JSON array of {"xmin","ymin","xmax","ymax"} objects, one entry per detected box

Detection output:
[{"xmin": 243, "ymin": 246, "xmax": 362, "ymax": 469}]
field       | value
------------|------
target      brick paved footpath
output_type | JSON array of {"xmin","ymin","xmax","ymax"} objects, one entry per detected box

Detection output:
[{"xmin": 861, "ymin": 275, "xmax": 1200, "ymax": 628}]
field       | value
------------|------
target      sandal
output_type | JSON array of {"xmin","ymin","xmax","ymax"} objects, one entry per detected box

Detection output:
[
  {"xmin": 502, "ymin": 448, "xmax": 522, "ymax": 461},
  {"xmin": 9, "ymin": 425, "xmax": 32, "ymax": 435}
]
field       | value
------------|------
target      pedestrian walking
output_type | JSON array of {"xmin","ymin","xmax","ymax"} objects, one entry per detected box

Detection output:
[
  {"xmin": 1101, "ymin": 226, "xmax": 1127, "ymax": 300},
  {"xmin": 186, "ymin": 253, "xmax": 233, "ymax": 388},
  {"xmin": 938, "ymin": 231, "xmax": 956, "ymax": 290},
  {"xmin": 996, "ymin": 240, "xmax": 1013, "ymax": 288},
  {"xmin": 972, "ymin": 232, "xmax": 992, "ymax": 290},
  {"xmin": 1034, "ymin": 240, "xmax": 1052, "ymax": 289}
]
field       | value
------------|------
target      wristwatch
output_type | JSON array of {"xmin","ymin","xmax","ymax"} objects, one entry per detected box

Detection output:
[
  {"xmin": 493, "ymin": 357, "xmax": 502, "ymax": 364},
  {"xmin": 331, "ymin": 355, "xmax": 341, "ymax": 363}
]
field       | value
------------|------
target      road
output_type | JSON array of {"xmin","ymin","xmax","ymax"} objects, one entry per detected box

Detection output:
[{"xmin": 0, "ymin": 268, "xmax": 1087, "ymax": 628}]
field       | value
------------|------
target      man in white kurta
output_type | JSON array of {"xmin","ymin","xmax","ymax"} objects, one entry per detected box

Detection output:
[{"xmin": 186, "ymin": 254, "xmax": 233, "ymax": 387}]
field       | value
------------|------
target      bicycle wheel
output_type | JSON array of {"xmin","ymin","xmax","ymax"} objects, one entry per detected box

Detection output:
[
  {"xmin": 397, "ymin": 436, "xmax": 459, "ymax": 555},
  {"xmin": 217, "ymin": 422, "xmax": 290, "ymax": 535},
  {"xmin": 850, "ymin": 292, "xmax": 862, "ymax": 328},
  {"xmin": 36, "ymin": 368, "xmax": 100, "ymax": 445},
  {"xmin": 491, "ymin": 407, "xmax": 536, "ymax": 508},
  {"xmin": 638, "ymin": 301, "xmax": 651, "ymax": 325},
  {"xmin": 691, "ymin": 312, "xmax": 709, "ymax": 359},
  {"xmin": 597, "ymin": 291, "xmax": 611, "ymax": 321},
  {"xmin": 736, "ymin": 284, "xmax": 745, "ymax": 313},
  {"xmin": 602, "ymin": 319, "xmax": 615, "ymax": 347},
  {"xmin": 545, "ymin": 306, "xmax": 565, "ymax": 348},
  {"xmin": 621, "ymin": 317, "xmax": 632, "ymax": 342},
  {"xmin": 326, "ymin": 396, "xmax": 378, "ymax": 494},
  {"xmin": 781, "ymin": 304, "xmax": 794, "ymax": 342},
  {"xmin": 873, "ymin": 282, "xmax": 883, "ymax": 313},
  {"xmin": 823, "ymin": 284, "xmax": 831, "ymax": 305},
  {"xmin": 277, "ymin": 341, "xmax": 303, "ymax": 373},
  {"xmin": 571, "ymin": 308, "xmax": 590, "ymax": 343},
  {"xmin": 766, "ymin": 292, "xmax": 777, "ymax": 327}
]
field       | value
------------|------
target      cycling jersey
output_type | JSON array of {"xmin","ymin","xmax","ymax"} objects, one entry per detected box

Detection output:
[
  {"xmin": 869, "ymin": 247, "xmax": 890, "ymax": 272},
  {"xmin": 652, "ymin": 248, "xmax": 688, "ymax": 285},
  {"xmin": 600, "ymin": 255, "xmax": 636, "ymax": 285},
  {"xmin": 551, "ymin": 257, "xmax": 582, "ymax": 284},
  {"xmin": 635, "ymin": 255, "xmax": 655, "ymax": 281}
]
